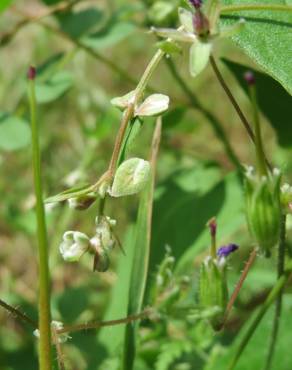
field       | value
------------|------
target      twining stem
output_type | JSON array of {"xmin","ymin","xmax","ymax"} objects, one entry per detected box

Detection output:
[
  {"xmin": 28, "ymin": 68, "xmax": 53, "ymax": 370},
  {"xmin": 0, "ymin": 298, "xmax": 38, "ymax": 328},
  {"xmin": 57, "ymin": 308, "xmax": 151, "ymax": 334},
  {"xmin": 165, "ymin": 58, "xmax": 242, "ymax": 171},
  {"xmin": 209, "ymin": 56, "xmax": 255, "ymax": 142},
  {"xmin": 264, "ymin": 215, "xmax": 287, "ymax": 370},
  {"xmin": 228, "ymin": 259, "xmax": 292, "ymax": 370},
  {"xmin": 220, "ymin": 248, "xmax": 257, "ymax": 329},
  {"xmin": 220, "ymin": 4, "xmax": 292, "ymax": 14},
  {"xmin": 209, "ymin": 56, "xmax": 272, "ymax": 171},
  {"xmin": 249, "ymin": 85, "xmax": 268, "ymax": 177}
]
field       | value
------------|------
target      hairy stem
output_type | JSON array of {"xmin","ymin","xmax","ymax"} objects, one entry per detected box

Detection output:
[
  {"xmin": 209, "ymin": 56, "xmax": 255, "ymax": 141},
  {"xmin": 165, "ymin": 58, "xmax": 242, "ymax": 171},
  {"xmin": 264, "ymin": 215, "xmax": 287, "ymax": 370},
  {"xmin": 221, "ymin": 248, "xmax": 257, "ymax": 329},
  {"xmin": 57, "ymin": 308, "xmax": 151, "ymax": 334},
  {"xmin": 228, "ymin": 259, "xmax": 292, "ymax": 370},
  {"xmin": 0, "ymin": 298, "xmax": 37, "ymax": 328},
  {"xmin": 28, "ymin": 69, "xmax": 52, "ymax": 370},
  {"xmin": 220, "ymin": 4, "xmax": 292, "ymax": 14}
]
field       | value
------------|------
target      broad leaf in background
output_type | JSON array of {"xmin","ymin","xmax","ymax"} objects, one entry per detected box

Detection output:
[
  {"xmin": 204, "ymin": 300, "xmax": 292, "ymax": 370},
  {"xmin": 82, "ymin": 22, "xmax": 136, "ymax": 50},
  {"xmin": 221, "ymin": 0, "xmax": 292, "ymax": 95},
  {"xmin": 0, "ymin": 0, "xmax": 12, "ymax": 13},
  {"xmin": 35, "ymin": 71, "xmax": 73, "ymax": 104},
  {"xmin": 0, "ymin": 114, "xmax": 30, "ymax": 151},
  {"xmin": 57, "ymin": 8, "xmax": 104, "ymax": 39},
  {"xmin": 149, "ymin": 165, "xmax": 244, "ymax": 275},
  {"xmin": 222, "ymin": 58, "xmax": 292, "ymax": 147}
]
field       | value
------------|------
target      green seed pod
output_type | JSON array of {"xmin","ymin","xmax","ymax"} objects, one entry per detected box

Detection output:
[
  {"xmin": 245, "ymin": 168, "xmax": 282, "ymax": 256},
  {"xmin": 199, "ymin": 257, "xmax": 228, "ymax": 330}
]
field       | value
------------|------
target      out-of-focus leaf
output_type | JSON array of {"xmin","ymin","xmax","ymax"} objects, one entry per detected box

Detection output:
[
  {"xmin": 149, "ymin": 164, "xmax": 243, "ymax": 275},
  {"xmin": 222, "ymin": 58, "xmax": 292, "ymax": 147},
  {"xmin": 57, "ymin": 286, "xmax": 89, "ymax": 322},
  {"xmin": 82, "ymin": 22, "xmax": 136, "ymax": 50},
  {"xmin": 162, "ymin": 106, "xmax": 187, "ymax": 130},
  {"xmin": 0, "ymin": 114, "xmax": 30, "ymax": 151},
  {"xmin": 0, "ymin": 0, "xmax": 12, "ymax": 13},
  {"xmin": 221, "ymin": 0, "xmax": 292, "ymax": 95},
  {"xmin": 204, "ymin": 300, "xmax": 292, "ymax": 370},
  {"xmin": 35, "ymin": 71, "xmax": 73, "ymax": 104},
  {"xmin": 58, "ymin": 8, "xmax": 104, "ymax": 39}
]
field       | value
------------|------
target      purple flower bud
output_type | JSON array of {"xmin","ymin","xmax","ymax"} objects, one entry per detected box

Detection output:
[
  {"xmin": 208, "ymin": 217, "xmax": 217, "ymax": 238},
  {"xmin": 217, "ymin": 244, "xmax": 239, "ymax": 258},
  {"xmin": 244, "ymin": 71, "xmax": 256, "ymax": 86},
  {"xmin": 192, "ymin": 10, "xmax": 209, "ymax": 37},
  {"xmin": 27, "ymin": 66, "xmax": 36, "ymax": 80},
  {"xmin": 189, "ymin": 0, "xmax": 202, "ymax": 9}
]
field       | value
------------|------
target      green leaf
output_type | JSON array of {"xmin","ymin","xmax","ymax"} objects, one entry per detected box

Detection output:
[
  {"xmin": 221, "ymin": 0, "xmax": 292, "ymax": 95},
  {"xmin": 0, "ymin": 114, "xmax": 30, "ymax": 151},
  {"xmin": 35, "ymin": 71, "xmax": 73, "ymax": 104},
  {"xmin": 82, "ymin": 22, "xmax": 136, "ymax": 50},
  {"xmin": 222, "ymin": 58, "xmax": 292, "ymax": 147},
  {"xmin": 122, "ymin": 122, "xmax": 161, "ymax": 370},
  {"xmin": 0, "ymin": 0, "xmax": 12, "ymax": 13},
  {"xmin": 204, "ymin": 300, "xmax": 292, "ymax": 370},
  {"xmin": 57, "ymin": 8, "xmax": 103, "ymax": 39}
]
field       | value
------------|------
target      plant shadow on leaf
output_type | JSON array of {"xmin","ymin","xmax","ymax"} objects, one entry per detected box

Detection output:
[{"xmin": 57, "ymin": 286, "xmax": 89, "ymax": 323}]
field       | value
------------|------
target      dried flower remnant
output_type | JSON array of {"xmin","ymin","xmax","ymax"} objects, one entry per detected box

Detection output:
[{"xmin": 217, "ymin": 244, "xmax": 239, "ymax": 259}]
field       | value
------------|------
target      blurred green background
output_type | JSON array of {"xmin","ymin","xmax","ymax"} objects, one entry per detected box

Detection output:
[{"xmin": 0, "ymin": 1, "xmax": 292, "ymax": 369}]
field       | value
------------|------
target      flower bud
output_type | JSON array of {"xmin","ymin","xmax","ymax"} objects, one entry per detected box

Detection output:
[
  {"xmin": 92, "ymin": 216, "xmax": 116, "ymax": 251},
  {"xmin": 110, "ymin": 158, "xmax": 150, "ymax": 197},
  {"xmin": 68, "ymin": 193, "xmax": 96, "ymax": 210},
  {"xmin": 59, "ymin": 231, "xmax": 90, "ymax": 262},
  {"xmin": 92, "ymin": 245, "xmax": 110, "ymax": 272},
  {"xmin": 199, "ymin": 256, "xmax": 228, "ymax": 330},
  {"xmin": 245, "ymin": 167, "xmax": 282, "ymax": 255}
]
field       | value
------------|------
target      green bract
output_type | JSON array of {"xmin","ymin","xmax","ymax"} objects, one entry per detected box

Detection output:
[
  {"xmin": 199, "ymin": 256, "xmax": 228, "ymax": 330},
  {"xmin": 245, "ymin": 167, "xmax": 282, "ymax": 255},
  {"xmin": 110, "ymin": 158, "xmax": 151, "ymax": 197}
]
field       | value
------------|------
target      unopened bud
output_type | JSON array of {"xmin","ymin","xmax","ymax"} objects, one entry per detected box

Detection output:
[
  {"xmin": 27, "ymin": 66, "xmax": 36, "ymax": 80},
  {"xmin": 244, "ymin": 71, "xmax": 256, "ymax": 86},
  {"xmin": 192, "ymin": 10, "xmax": 209, "ymax": 38},
  {"xmin": 199, "ymin": 256, "xmax": 228, "ymax": 330},
  {"xmin": 245, "ymin": 167, "xmax": 282, "ymax": 255},
  {"xmin": 92, "ymin": 245, "xmax": 110, "ymax": 272},
  {"xmin": 68, "ymin": 193, "xmax": 96, "ymax": 210}
]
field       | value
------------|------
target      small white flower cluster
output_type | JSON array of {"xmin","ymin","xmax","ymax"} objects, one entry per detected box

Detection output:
[
  {"xmin": 59, "ymin": 216, "xmax": 117, "ymax": 269},
  {"xmin": 33, "ymin": 321, "xmax": 71, "ymax": 343}
]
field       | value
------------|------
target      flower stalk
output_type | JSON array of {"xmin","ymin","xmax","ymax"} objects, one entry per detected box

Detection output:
[{"xmin": 28, "ymin": 66, "xmax": 52, "ymax": 370}]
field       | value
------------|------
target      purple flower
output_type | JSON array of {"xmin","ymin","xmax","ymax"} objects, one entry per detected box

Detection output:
[
  {"xmin": 244, "ymin": 71, "xmax": 256, "ymax": 86},
  {"xmin": 189, "ymin": 0, "xmax": 202, "ymax": 9},
  {"xmin": 217, "ymin": 244, "xmax": 239, "ymax": 258}
]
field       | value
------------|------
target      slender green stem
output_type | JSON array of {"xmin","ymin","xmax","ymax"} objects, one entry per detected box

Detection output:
[
  {"xmin": 220, "ymin": 4, "xmax": 292, "ymax": 14},
  {"xmin": 264, "ymin": 214, "xmax": 287, "ymax": 370},
  {"xmin": 57, "ymin": 308, "xmax": 151, "ymax": 334},
  {"xmin": 249, "ymin": 85, "xmax": 268, "ymax": 177},
  {"xmin": 221, "ymin": 248, "xmax": 257, "ymax": 329},
  {"xmin": 165, "ymin": 58, "xmax": 242, "ymax": 171},
  {"xmin": 228, "ymin": 259, "xmax": 292, "ymax": 370},
  {"xmin": 28, "ymin": 68, "xmax": 52, "ymax": 370}
]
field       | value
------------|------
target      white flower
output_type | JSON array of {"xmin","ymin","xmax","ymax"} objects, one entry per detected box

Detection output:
[{"xmin": 59, "ymin": 231, "xmax": 90, "ymax": 262}]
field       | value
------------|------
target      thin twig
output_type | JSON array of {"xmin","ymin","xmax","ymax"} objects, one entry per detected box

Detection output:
[
  {"xmin": 58, "ymin": 308, "xmax": 151, "ymax": 334},
  {"xmin": 0, "ymin": 298, "xmax": 38, "ymax": 328},
  {"xmin": 220, "ymin": 248, "xmax": 257, "ymax": 329},
  {"xmin": 209, "ymin": 55, "xmax": 255, "ymax": 142},
  {"xmin": 264, "ymin": 214, "xmax": 287, "ymax": 370},
  {"xmin": 52, "ymin": 328, "xmax": 67, "ymax": 370},
  {"xmin": 165, "ymin": 58, "xmax": 242, "ymax": 171}
]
